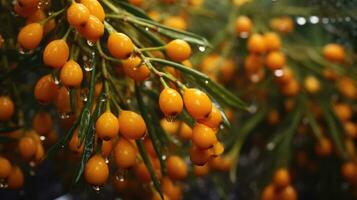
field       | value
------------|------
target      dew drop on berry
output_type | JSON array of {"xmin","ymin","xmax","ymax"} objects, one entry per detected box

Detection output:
[
  {"xmin": 40, "ymin": 136, "xmax": 46, "ymax": 141},
  {"xmin": 92, "ymin": 185, "xmax": 101, "ymax": 193},
  {"xmin": 87, "ymin": 40, "xmax": 96, "ymax": 47},
  {"xmin": 115, "ymin": 169, "xmax": 127, "ymax": 182},
  {"xmin": 198, "ymin": 46, "xmax": 206, "ymax": 52},
  {"xmin": 59, "ymin": 112, "xmax": 70, "ymax": 119}
]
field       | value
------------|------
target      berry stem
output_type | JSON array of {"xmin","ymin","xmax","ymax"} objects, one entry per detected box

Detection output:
[
  {"xmin": 62, "ymin": 27, "xmax": 72, "ymax": 41},
  {"xmin": 96, "ymin": 40, "xmax": 122, "ymax": 64},
  {"xmin": 138, "ymin": 46, "xmax": 165, "ymax": 52},
  {"xmin": 101, "ymin": 60, "xmax": 111, "ymax": 112},
  {"xmin": 40, "ymin": 8, "xmax": 66, "ymax": 26},
  {"xmin": 160, "ymin": 77, "xmax": 169, "ymax": 89}
]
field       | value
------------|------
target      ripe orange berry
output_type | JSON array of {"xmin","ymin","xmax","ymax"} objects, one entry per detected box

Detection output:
[
  {"xmin": 194, "ymin": 164, "xmax": 209, "ymax": 177},
  {"xmin": 34, "ymin": 142, "xmax": 45, "ymax": 164},
  {"xmin": 43, "ymin": 39, "xmax": 69, "ymax": 68},
  {"xmin": 161, "ymin": 177, "xmax": 182, "ymax": 200},
  {"xmin": 167, "ymin": 156, "xmax": 188, "ymax": 180},
  {"xmin": 0, "ymin": 96, "xmax": 15, "ymax": 121},
  {"xmin": 128, "ymin": 0, "xmax": 143, "ymax": 6},
  {"xmin": 67, "ymin": 3, "xmax": 90, "ymax": 26},
  {"xmin": 113, "ymin": 138, "xmax": 137, "ymax": 169},
  {"xmin": 209, "ymin": 156, "xmax": 233, "ymax": 171},
  {"xmin": 264, "ymin": 32, "xmax": 281, "ymax": 51},
  {"xmin": 14, "ymin": 2, "xmax": 37, "ymax": 17},
  {"xmin": 323, "ymin": 43, "xmax": 345, "ymax": 63},
  {"xmin": 80, "ymin": 0, "xmax": 105, "ymax": 22},
  {"xmin": 304, "ymin": 75, "xmax": 321, "ymax": 94},
  {"xmin": 211, "ymin": 141, "xmax": 224, "ymax": 157},
  {"xmin": 334, "ymin": 103, "xmax": 352, "ymax": 122},
  {"xmin": 18, "ymin": 0, "xmax": 39, "ymax": 8},
  {"xmin": 107, "ymin": 32, "xmax": 134, "ymax": 59},
  {"xmin": 344, "ymin": 122, "xmax": 357, "ymax": 138},
  {"xmin": 341, "ymin": 162, "xmax": 356, "ymax": 181},
  {"xmin": 0, "ymin": 156, "xmax": 12, "ymax": 179},
  {"xmin": 262, "ymin": 184, "xmax": 276, "ymax": 200},
  {"xmin": 17, "ymin": 23, "xmax": 43, "ymax": 50},
  {"xmin": 7, "ymin": 166, "xmax": 24, "ymax": 190},
  {"xmin": 60, "ymin": 60, "xmax": 83, "ymax": 87},
  {"xmin": 247, "ymin": 34, "xmax": 266, "ymax": 54},
  {"xmin": 84, "ymin": 155, "xmax": 109, "ymax": 185},
  {"xmin": 192, "ymin": 123, "xmax": 217, "ymax": 149},
  {"xmin": 183, "ymin": 88, "xmax": 212, "ymax": 120},
  {"xmin": 68, "ymin": 130, "xmax": 84, "ymax": 154},
  {"xmin": 18, "ymin": 136, "xmax": 37, "ymax": 160},
  {"xmin": 55, "ymin": 87, "xmax": 71, "ymax": 114},
  {"xmin": 265, "ymin": 51, "xmax": 286, "ymax": 70},
  {"xmin": 198, "ymin": 105, "xmax": 222, "ymax": 129},
  {"xmin": 278, "ymin": 185, "xmax": 297, "ymax": 200},
  {"xmin": 179, "ymin": 122, "xmax": 192, "ymax": 140},
  {"xmin": 160, "ymin": 119, "xmax": 179, "ymax": 135},
  {"xmin": 270, "ymin": 17, "xmax": 294, "ymax": 34},
  {"xmin": 95, "ymin": 112, "xmax": 119, "ymax": 141},
  {"xmin": 118, "ymin": 110, "xmax": 147, "ymax": 140},
  {"xmin": 166, "ymin": 39, "xmax": 192, "ymax": 62},
  {"xmin": 159, "ymin": 88, "xmax": 183, "ymax": 117},
  {"xmin": 163, "ymin": 16, "xmax": 187, "ymax": 30},
  {"xmin": 315, "ymin": 137, "xmax": 333, "ymax": 156},
  {"xmin": 337, "ymin": 77, "xmax": 357, "ymax": 99},
  {"xmin": 281, "ymin": 79, "xmax": 300, "ymax": 96},
  {"xmin": 32, "ymin": 112, "xmax": 53, "ymax": 135},
  {"xmin": 276, "ymin": 67, "xmax": 293, "ymax": 84},
  {"xmin": 34, "ymin": 74, "xmax": 58, "ymax": 104},
  {"xmin": 273, "ymin": 168, "xmax": 290, "ymax": 189},
  {"xmin": 135, "ymin": 161, "xmax": 161, "ymax": 183},
  {"xmin": 101, "ymin": 139, "xmax": 113, "ymax": 158},
  {"xmin": 78, "ymin": 15, "xmax": 104, "ymax": 41},
  {"xmin": 122, "ymin": 56, "xmax": 151, "ymax": 81},
  {"xmin": 26, "ymin": 9, "xmax": 46, "ymax": 24},
  {"xmin": 244, "ymin": 54, "xmax": 264, "ymax": 73},
  {"xmin": 235, "ymin": 16, "xmax": 252, "ymax": 36},
  {"xmin": 189, "ymin": 145, "xmax": 211, "ymax": 165}
]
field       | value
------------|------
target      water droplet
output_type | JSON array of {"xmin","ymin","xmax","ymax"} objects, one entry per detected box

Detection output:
[
  {"xmin": 38, "ymin": 0, "xmax": 49, "ymax": 9},
  {"xmin": 267, "ymin": 142, "xmax": 275, "ymax": 150},
  {"xmin": 80, "ymin": 89, "xmax": 89, "ymax": 102},
  {"xmin": 115, "ymin": 169, "xmax": 127, "ymax": 182},
  {"xmin": 309, "ymin": 16, "xmax": 319, "ymax": 24},
  {"xmin": 61, "ymin": 145, "xmax": 65, "ymax": 149},
  {"xmin": 161, "ymin": 154, "xmax": 167, "ymax": 160},
  {"xmin": 204, "ymin": 80, "xmax": 209, "ymax": 84},
  {"xmin": 105, "ymin": 158, "xmax": 109, "ymax": 164},
  {"xmin": 247, "ymin": 104, "xmax": 257, "ymax": 113},
  {"xmin": 239, "ymin": 32, "xmax": 249, "ymax": 39},
  {"xmin": 87, "ymin": 40, "xmax": 96, "ymax": 47},
  {"xmin": 296, "ymin": 17, "xmax": 306, "ymax": 25},
  {"xmin": 126, "ymin": 99, "xmax": 131, "ymax": 104},
  {"xmin": 84, "ymin": 62, "xmax": 94, "ymax": 72},
  {"xmin": 92, "ymin": 185, "xmax": 101, "ymax": 192},
  {"xmin": 53, "ymin": 75, "xmax": 60, "ymax": 85},
  {"xmin": 40, "ymin": 136, "xmax": 46, "ymax": 141},
  {"xmin": 29, "ymin": 169, "xmax": 36, "ymax": 176},
  {"xmin": 59, "ymin": 112, "xmax": 70, "ymax": 119},
  {"xmin": 145, "ymin": 27, "xmax": 149, "ymax": 31},
  {"xmin": 322, "ymin": 18, "xmax": 329, "ymax": 24},
  {"xmin": 198, "ymin": 46, "xmax": 206, "ymax": 52},
  {"xmin": 345, "ymin": 17, "xmax": 351, "ymax": 22},
  {"xmin": 274, "ymin": 69, "xmax": 284, "ymax": 77}
]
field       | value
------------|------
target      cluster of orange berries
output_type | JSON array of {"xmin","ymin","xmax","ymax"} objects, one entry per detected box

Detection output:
[
  {"xmin": 0, "ymin": 156, "xmax": 24, "ymax": 190},
  {"xmin": 262, "ymin": 168, "xmax": 297, "ymax": 200}
]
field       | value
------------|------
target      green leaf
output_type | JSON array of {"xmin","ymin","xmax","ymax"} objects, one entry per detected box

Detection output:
[{"xmin": 136, "ymin": 140, "xmax": 163, "ymax": 199}]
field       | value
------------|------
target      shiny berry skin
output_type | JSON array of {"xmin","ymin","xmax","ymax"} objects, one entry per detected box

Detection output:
[
  {"xmin": 80, "ymin": 0, "xmax": 105, "ymax": 22},
  {"xmin": 122, "ymin": 56, "xmax": 151, "ymax": 81},
  {"xmin": 235, "ymin": 16, "xmax": 252, "ymax": 35},
  {"xmin": 198, "ymin": 105, "xmax": 222, "ymax": 129},
  {"xmin": 95, "ymin": 112, "xmax": 119, "ymax": 141},
  {"xmin": 166, "ymin": 39, "xmax": 192, "ymax": 62},
  {"xmin": 26, "ymin": 9, "xmax": 46, "ymax": 24},
  {"xmin": 84, "ymin": 155, "xmax": 109, "ymax": 186},
  {"xmin": 273, "ymin": 168, "xmax": 290, "ymax": 189},
  {"xmin": 265, "ymin": 51, "xmax": 286, "ymax": 70},
  {"xmin": 192, "ymin": 123, "xmax": 217, "ymax": 149},
  {"xmin": 78, "ymin": 15, "xmax": 104, "ymax": 41},
  {"xmin": 60, "ymin": 60, "xmax": 83, "ymax": 87},
  {"xmin": 247, "ymin": 33, "xmax": 266, "ymax": 54},
  {"xmin": 179, "ymin": 122, "xmax": 192, "ymax": 140},
  {"xmin": 55, "ymin": 87, "xmax": 71, "ymax": 114},
  {"xmin": 67, "ymin": 3, "xmax": 90, "ymax": 26},
  {"xmin": 118, "ymin": 110, "xmax": 147, "ymax": 140},
  {"xmin": 18, "ymin": 136, "xmax": 37, "ymax": 160},
  {"xmin": 159, "ymin": 88, "xmax": 183, "ymax": 117},
  {"xmin": 323, "ymin": 43, "xmax": 345, "ymax": 63},
  {"xmin": 0, "ymin": 96, "xmax": 15, "ymax": 121},
  {"xmin": 107, "ymin": 32, "xmax": 134, "ymax": 59},
  {"xmin": 278, "ymin": 185, "xmax": 297, "ymax": 200},
  {"xmin": 0, "ymin": 156, "xmax": 12, "ymax": 179},
  {"xmin": 68, "ymin": 130, "xmax": 83, "ymax": 154},
  {"xmin": 262, "ymin": 184, "xmax": 276, "ymax": 200},
  {"xmin": 101, "ymin": 140, "xmax": 113, "ymax": 158},
  {"xmin": 17, "ymin": 23, "xmax": 43, "ymax": 50},
  {"xmin": 189, "ymin": 145, "xmax": 211, "ymax": 165},
  {"xmin": 315, "ymin": 137, "xmax": 332, "ymax": 156},
  {"xmin": 18, "ymin": 0, "xmax": 39, "ymax": 8},
  {"xmin": 7, "ymin": 166, "xmax": 24, "ymax": 190},
  {"xmin": 194, "ymin": 164, "xmax": 209, "ymax": 177},
  {"xmin": 211, "ymin": 141, "xmax": 224, "ymax": 157},
  {"xmin": 32, "ymin": 112, "xmax": 53, "ymax": 135},
  {"xmin": 163, "ymin": 16, "xmax": 187, "ymax": 30},
  {"xmin": 113, "ymin": 138, "xmax": 137, "ymax": 168},
  {"xmin": 183, "ymin": 88, "xmax": 212, "ymax": 120},
  {"xmin": 166, "ymin": 155, "xmax": 188, "ymax": 180},
  {"xmin": 34, "ymin": 74, "xmax": 58, "ymax": 104},
  {"xmin": 14, "ymin": 2, "xmax": 37, "ymax": 17},
  {"xmin": 264, "ymin": 32, "xmax": 281, "ymax": 51},
  {"xmin": 43, "ymin": 39, "xmax": 69, "ymax": 68},
  {"xmin": 161, "ymin": 177, "xmax": 182, "ymax": 200}
]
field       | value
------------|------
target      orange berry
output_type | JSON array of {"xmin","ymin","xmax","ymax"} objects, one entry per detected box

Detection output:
[
  {"xmin": 183, "ymin": 88, "xmax": 212, "ymax": 120},
  {"xmin": 84, "ymin": 155, "xmax": 109, "ymax": 185},
  {"xmin": 179, "ymin": 122, "xmax": 192, "ymax": 140},
  {"xmin": 334, "ymin": 103, "xmax": 352, "ymax": 122},
  {"xmin": 68, "ymin": 130, "xmax": 84, "ymax": 154},
  {"xmin": 315, "ymin": 137, "xmax": 333, "ymax": 156},
  {"xmin": 209, "ymin": 156, "xmax": 233, "ymax": 171},
  {"xmin": 192, "ymin": 123, "xmax": 217, "ymax": 149},
  {"xmin": 262, "ymin": 184, "xmax": 276, "ymax": 200},
  {"xmin": 95, "ymin": 112, "xmax": 119, "ymax": 141},
  {"xmin": 55, "ymin": 87, "xmax": 71, "ymax": 114},
  {"xmin": 0, "ymin": 156, "xmax": 12, "ymax": 179},
  {"xmin": 194, "ymin": 164, "xmax": 209, "ymax": 177},
  {"xmin": 160, "ymin": 119, "xmax": 180, "ymax": 135},
  {"xmin": 198, "ymin": 105, "xmax": 222, "ymax": 129},
  {"xmin": 167, "ymin": 156, "xmax": 188, "ymax": 180},
  {"xmin": 273, "ymin": 168, "xmax": 290, "ymax": 189},
  {"xmin": 18, "ymin": 0, "xmax": 39, "ymax": 8},
  {"xmin": 265, "ymin": 51, "xmax": 286, "ymax": 70},
  {"xmin": 0, "ymin": 96, "xmax": 15, "ymax": 121},
  {"xmin": 122, "ymin": 56, "xmax": 151, "ymax": 81},
  {"xmin": 80, "ymin": 0, "xmax": 105, "ymax": 22},
  {"xmin": 161, "ymin": 177, "xmax": 182, "ymax": 200},
  {"xmin": 337, "ymin": 77, "xmax": 357, "ymax": 99},
  {"xmin": 113, "ymin": 138, "xmax": 137, "ymax": 169},
  {"xmin": 78, "ymin": 15, "xmax": 104, "ymax": 41},
  {"xmin": 107, "ymin": 32, "xmax": 134, "ymax": 59},
  {"xmin": 135, "ymin": 161, "xmax": 161, "ymax": 183},
  {"xmin": 247, "ymin": 34, "xmax": 266, "ymax": 54},
  {"xmin": 26, "ymin": 9, "xmax": 46, "ymax": 24},
  {"xmin": 18, "ymin": 136, "xmax": 37, "ymax": 160},
  {"xmin": 344, "ymin": 122, "xmax": 357, "ymax": 138},
  {"xmin": 17, "ymin": 23, "xmax": 43, "ymax": 50},
  {"xmin": 276, "ymin": 67, "xmax": 293, "ymax": 84},
  {"xmin": 281, "ymin": 79, "xmax": 300, "ymax": 96},
  {"xmin": 101, "ymin": 139, "xmax": 113, "ymax": 158},
  {"xmin": 163, "ymin": 16, "xmax": 187, "ymax": 30},
  {"xmin": 43, "ymin": 39, "xmax": 69, "ymax": 68},
  {"xmin": 159, "ymin": 88, "xmax": 183, "ymax": 117},
  {"xmin": 270, "ymin": 17, "xmax": 294, "ymax": 33},
  {"xmin": 128, "ymin": 0, "xmax": 143, "ymax": 6},
  {"xmin": 14, "ymin": 2, "xmax": 37, "ymax": 17},
  {"xmin": 341, "ymin": 162, "xmax": 356, "ymax": 181},
  {"xmin": 166, "ymin": 39, "xmax": 192, "ymax": 62},
  {"xmin": 244, "ymin": 54, "xmax": 264, "ymax": 72},
  {"xmin": 34, "ymin": 74, "xmax": 58, "ymax": 104},
  {"xmin": 7, "ymin": 166, "xmax": 24, "ymax": 190},
  {"xmin": 264, "ymin": 32, "xmax": 281, "ymax": 51},
  {"xmin": 323, "ymin": 43, "xmax": 345, "ymax": 63},
  {"xmin": 60, "ymin": 60, "xmax": 83, "ymax": 87},
  {"xmin": 118, "ymin": 110, "xmax": 147, "ymax": 140},
  {"xmin": 278, "ymin": 185, "xmax": 297, "ymax": 200},
  {"xmin": 67, "ymin": 3, "xmax": 90, "ymax": 26},
  {"xmin": 304, "ymin": 75, "xmax": 321, "ymax": 94},
  {"xmin": 189, "ymin": 145, "xmax": 211, "ymax": 165},
  {"xmin": 210, "ymin": 141, "xmax": 224, "ymax": 157},
  {"xmin": 34, "ymin": 142, "xmax": 45, "ymax": 164},
  {"xmin": 32, "ymin": 112, "xmax": 53, "ymax": 135},
  {"xmin": 235, "ymin": 16, "xmax": 252, "ymax": 36}
]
